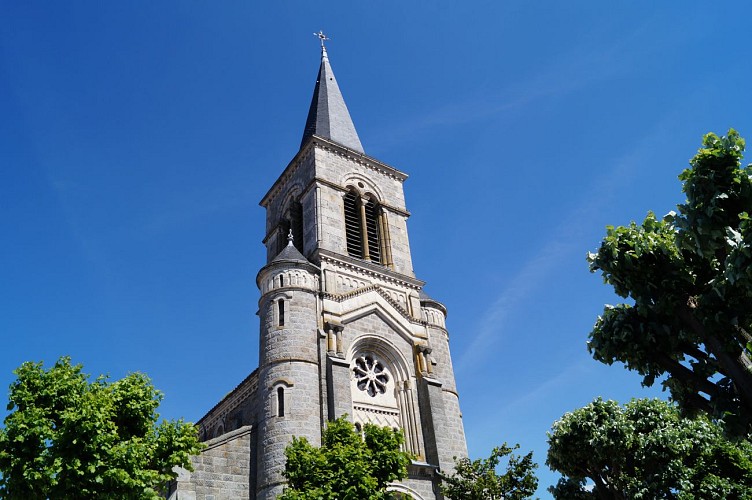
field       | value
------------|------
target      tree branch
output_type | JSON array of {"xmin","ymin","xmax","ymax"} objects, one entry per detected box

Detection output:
[{"xmin": 678, "ymin": 302, "xmax": 752, "ymax": 411}]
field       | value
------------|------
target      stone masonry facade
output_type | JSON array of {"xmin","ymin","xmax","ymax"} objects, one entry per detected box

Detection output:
[{"xmin": 169, "ymin": 47, "xmax": 468, "ymax": 500}]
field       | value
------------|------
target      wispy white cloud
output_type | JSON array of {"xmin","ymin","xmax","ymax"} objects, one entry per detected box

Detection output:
[
  {"xmin": 372, "ymin": 15, "xmax": 679, "ymax": 150},
  {"xmin": 496, "ymin": 358, "xmax": 594, "ymax": 416},
  {"xmin": 455, "ymin": 123, "xmax": 671, "ymax": 374}
]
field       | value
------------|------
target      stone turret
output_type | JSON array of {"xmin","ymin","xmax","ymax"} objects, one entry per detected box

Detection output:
[{"xmin": 254, "ymin": 233, "xmax": 321, "ymax": 500}]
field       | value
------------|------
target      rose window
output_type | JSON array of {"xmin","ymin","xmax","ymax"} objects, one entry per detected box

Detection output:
[{"xmin": 353, "ymin": 355, "xmax": 389, "ymax": 397}]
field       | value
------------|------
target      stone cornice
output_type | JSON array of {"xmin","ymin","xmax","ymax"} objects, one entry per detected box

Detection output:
[
  {"xmin": 198, "ymin": 369, "xmax": 258, "ymax": 432},
  {"xmin": 311, "ymin": 136, "xmax": 408, "ymax": 182},
  {"xmin": 201, "ymin": 425, "xmax": 253, "ymax": 451},
  {"xmin": 259, "ymin": 142, "xmax": 315, "ymax": 208},
  {"xmin": 256, "ymin": 258, "xmax": 320, "ymax": 289},
  {"xmin": 311, "ymin": 176, "xmax": 411, "ymax": 217},
  {"xmin": 259, "ymin": 136, "xmax": 409, "ymax": 209},
  {"xmin": 322, "ymin": 282, "xmax": 430, "ymax": 329},
  {"xmin": 317, "ymin": 249, "xmax": 424, "ymax": 289}
]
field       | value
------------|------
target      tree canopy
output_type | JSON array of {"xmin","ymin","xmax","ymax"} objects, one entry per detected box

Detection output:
[
  {"xmin": 0, "ymin": 357, "xmax": 202, "ymax": 499},
  {"xmin": 438, "ymin": 443, "xmax": 538, "ymax": 500},
  {"xmin": 280, "ymin": 416, "xmax": 412, "ymax": 500},
  {"xmin": 546, "ymin": 398, "xmax": 752, "ymax": 499},
  {"xmin": 587, "ymin": 129, "xmax": 752, "ymax": 432}
]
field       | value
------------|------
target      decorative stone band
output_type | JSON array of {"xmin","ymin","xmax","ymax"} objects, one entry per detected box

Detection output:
[
  {"xmin": 319, "ymin": 250, "xmax": 425, "ymax": 289},
  {"xmin": 197, "ymin": 370, "xmax": 259, "ymax": 439},
  {"xmin": 322, "ymin": 283, "xmax": 422, "ymax": 326}
]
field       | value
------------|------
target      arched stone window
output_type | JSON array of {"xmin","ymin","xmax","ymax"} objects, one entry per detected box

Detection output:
[
  {"xmin": 271, "ymin": 379, "xmax": 293, "ymax": 419},
  {"xmin": 348, "ymin": 341, "xmax": 423, "ymax": 459},
  {"xmin": 343, "ymin": 190, "xmax": 386, "ymax": 264},
  {"xmin": 278, "ymin": 200, "xmax": 304, "ymax": 255}
]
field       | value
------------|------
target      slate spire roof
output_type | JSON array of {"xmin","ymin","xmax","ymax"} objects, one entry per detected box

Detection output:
[
  {"xmin": 272, "ymin": 229, "xmax": 308, "ymax": 264},
  {"xmin": 300, "ymin": 45, "xmax": 364, "ymax": 153}
]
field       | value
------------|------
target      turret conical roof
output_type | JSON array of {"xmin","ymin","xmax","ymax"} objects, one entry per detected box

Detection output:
[{"xmin": 300, "ymin": 46, "xmax": 364, "ymax": 153}]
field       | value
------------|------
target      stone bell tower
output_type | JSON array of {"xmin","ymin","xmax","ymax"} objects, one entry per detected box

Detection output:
[{"xmin": 169, "ymin": 39, "xmax": 468, "ymax": 500}]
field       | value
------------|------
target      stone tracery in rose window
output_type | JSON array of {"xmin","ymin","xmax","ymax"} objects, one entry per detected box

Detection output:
[{"xmin": 353, "ymin": 355, "xmax": 390, "ymax": 397}]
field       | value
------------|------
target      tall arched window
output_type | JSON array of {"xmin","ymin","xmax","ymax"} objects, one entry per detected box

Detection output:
[
  {"xmin": 343, "ymin": 190, "xmax": 386, "ymax": 264},
  {"xmin": 277, "ymin": 387, "xmax": 285, "ymax": 417},
  {"xmin": 278, "ymin": 200, "xmax": 304, "ymax": 255}
]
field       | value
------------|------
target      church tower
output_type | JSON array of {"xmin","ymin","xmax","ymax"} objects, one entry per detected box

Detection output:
[{"xmin": 169, "ymin": 40, "xmax": 468, "ymax": 500}]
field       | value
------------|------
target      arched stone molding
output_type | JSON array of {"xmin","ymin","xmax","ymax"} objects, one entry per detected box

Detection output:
[
  {"xmin": 263, "ymin": 291, "xmax": 293, "ymax": 329},
  {"xmin": 420, "ymin": 306, "xmax": 446, "ymax": 329},
  {"xmin": 348, "ymin": 334, "xmax": 411, "ymax": 383},
  {"xmin": 340, "ymin": 172, "xmax": 385, "ymax": 203},
  {"xmin": 213, "ymin": 422, "xmax": 225, "ymax": 439},
  {"xmin": 335, "ymin": 291, "xmax": 424, "ymax": 346},
  {"xmin": 279, "ymin": 184, "xmax": 303, "ymax": 217},
  {"xmin": 386, "ymin": 483, "xmax": 425, "ymax": 500},
  {"xmin": 261, "ymin": 266, "xmax": 319, "ymax": 294},
  {"xmin": 347, "ymin": 335, "xmax": 424, "ymax": 459},
  {"xmin": 269, "ymin": 379, "xmax": 294, "ymax": 419}
]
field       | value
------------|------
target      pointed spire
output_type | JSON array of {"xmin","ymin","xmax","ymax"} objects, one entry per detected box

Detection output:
[{"xmin": 301, "ymin": 33, "xmax": 364, "ymax": 153}]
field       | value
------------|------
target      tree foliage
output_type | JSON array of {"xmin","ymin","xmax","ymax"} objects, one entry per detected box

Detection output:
[
  {"xmin": 546, "ymin": 398, "xmax": 752, "ymax": 499},
  {"xmin": 587, "ymin": 129, "xmax": 752, "ymax": 432},
  {"xmin": 280, "ymin": 416, "xmax": 412, "ymax": 500},
  {"xmin": 0, "ymin": 357, "xmax": 202, "ymax": 499},
  {"xmin": 438, "ymin": 443, "xmax": 538, "ymax": 500}
]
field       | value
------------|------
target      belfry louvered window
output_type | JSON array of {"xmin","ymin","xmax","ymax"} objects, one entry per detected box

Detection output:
[
  {"xmin": 343, "ymin": 191, "xmax": 385, "ymax": 265},
  {"xmin": 344, "ymin": 192, "xmax": 364, "ymax": 259},
  {"xmin": 364, "ymin": 200, "xmax": 381, "ymax": 264}
]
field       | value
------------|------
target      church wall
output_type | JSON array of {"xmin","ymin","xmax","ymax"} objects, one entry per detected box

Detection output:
[
  {"xmin": 169, "ymin": 426, "xmax": 253, "ymax": 500},
  {"xmin": 404, "ymin": 467, "xmax": 442, "ymax": 500},
  {"xmin": 263, "ymin": 150, "xmax": 316, "ymax": 262},
  {"xmin": 312, "ymin": 146, "xmax": 415, "ymax": 277},
  {"xmin": 425, "ymin": 314, "xmax": 467, "ymax": 472},
  {"xmin": 316, "ymin": 182, "xmax": 348, "ymax": 258}
]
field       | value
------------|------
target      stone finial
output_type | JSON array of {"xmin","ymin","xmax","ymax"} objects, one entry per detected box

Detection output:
[{"xmin": 287, "ymin": 228, "xmax": 294, "ymax": 246}]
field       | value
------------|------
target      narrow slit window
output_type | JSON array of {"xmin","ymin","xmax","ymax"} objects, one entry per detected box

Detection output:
[
  {"xmin": 277, "ymin": 387, "xmax": 285, "ymax": 417},
  {"xmin": 278, "ymin": 299, "xmax": 285, "ymax": 327}
]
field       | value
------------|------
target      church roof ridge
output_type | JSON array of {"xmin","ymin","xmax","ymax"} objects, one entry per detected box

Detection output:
[{"xmin": 300, "ymin": 39, "xmax": 364, "ymax": 153}]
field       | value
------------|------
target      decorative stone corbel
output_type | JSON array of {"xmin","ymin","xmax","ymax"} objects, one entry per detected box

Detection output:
[
  {"xmin": 325, "ymin": 322, "xmax": 345, "ymax": 357},
  {"xmin": 415, "ymin": 344, "xmax": 432, "ymax": 376}
]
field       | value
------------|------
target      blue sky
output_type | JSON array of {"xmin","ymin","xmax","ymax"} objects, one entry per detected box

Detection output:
[{"xmin": 2, "ymin": 2, "xmax": 752, "ymax": 496}]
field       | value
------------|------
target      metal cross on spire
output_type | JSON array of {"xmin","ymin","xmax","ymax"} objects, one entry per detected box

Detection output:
[{"xmin": 314, "ymin": 30, "xmax": 330, "ymax": 48}]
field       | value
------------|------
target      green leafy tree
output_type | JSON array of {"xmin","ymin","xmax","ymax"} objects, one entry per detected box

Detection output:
[
  {"xmin": 546, "ymin": 398, "xmax": 752, "ymax": 499},
  {"xmin": 438, "ymin": 444, "xmax": 538, "ymax": 500},
  {"xmin": 280, "ymin": 415, "xmax": 412, "ymax": 500},
  {"xmin": 0, "ymin": 357, "xmax": 202, "ymax": 499},
  {"xmin": 587, "ymin": 129, "xmax": 752, "ymax": 432}
]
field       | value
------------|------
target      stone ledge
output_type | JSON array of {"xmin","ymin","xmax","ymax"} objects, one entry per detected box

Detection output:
[{"xmin": 203, "ymin": 425, "xmax": 253, "ymax": 451}]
